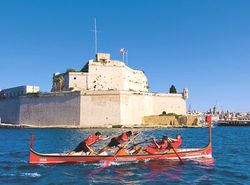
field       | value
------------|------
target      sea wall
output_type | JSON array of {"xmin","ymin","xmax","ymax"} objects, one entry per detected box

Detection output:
[
  {"xmin": 120, "ymin": 92, "xmax": 154, "ymax": 125},
  {"xmin": 0, "ymin": 98, "xmax": 20, "ymax": 124},
  {"xmin": 79, "ymin": 91, "xmax": 187, "ymax": 127},
  {"xmin": 19, "ymin": 92, "xmax": 81, "ymax": 126},
  {"xmin": 152, "ymin": 93, "xmax": 186, "ymax": 115},
  {"xmin": 80, "ymin": 91, "xmax": 121, "ymax": 127},
  {"xmin": 0, "ymin": 91, "xmax": 187, "ymax": 127}
]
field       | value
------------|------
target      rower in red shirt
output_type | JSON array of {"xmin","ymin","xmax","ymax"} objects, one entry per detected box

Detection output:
[
  {"xmin": 131, "ymin": 136, "xmax": 169, "ymax": 155},
  {"xmin": 69, "ymin": 132, "xmax": 108, "ymax": 155},
  {"xmin": 98, "ymin": 131, "xmax": 133, "ymax": 154},
  {"xmin": 169, "ymin": 135, "xmax": 182, "ymax": 149},
  {"xmin": 145, "ymin": 136, "xmax": 169, "ymax": 154}
]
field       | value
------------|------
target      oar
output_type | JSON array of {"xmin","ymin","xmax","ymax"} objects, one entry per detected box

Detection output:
[
  {"xmin": 167, "ymin": 139, "xmax": 183, "ymax": 164},
  {"xmin": 116, "ymin": 132, "xmax": 141, "ymax": 154},
  {"xmin": 127, "ymin": 139, "xmax": 151, "ymax": 150}
]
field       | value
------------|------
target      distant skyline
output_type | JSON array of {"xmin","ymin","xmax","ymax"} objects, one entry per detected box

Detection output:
[{"xmin": 0, "ymin": 0, "xmax": 249, "ymax": 112}]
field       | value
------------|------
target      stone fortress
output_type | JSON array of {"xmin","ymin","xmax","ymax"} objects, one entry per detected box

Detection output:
[{"xmin": 0, "ymin": 53, "xmax": 188, "ymax": 127}]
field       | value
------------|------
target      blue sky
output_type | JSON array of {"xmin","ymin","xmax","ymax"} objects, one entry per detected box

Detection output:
[{"xmin": 0, "ymin": 0, "xmax": 249, "ymax": 112}]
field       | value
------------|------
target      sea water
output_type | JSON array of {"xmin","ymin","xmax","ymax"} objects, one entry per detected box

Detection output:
[{"xmin": 0, "ymin": 127, "xmax": 249, "ymax": 185}]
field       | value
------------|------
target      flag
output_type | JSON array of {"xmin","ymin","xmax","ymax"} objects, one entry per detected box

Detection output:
[
  {"xmin": 205, "ymin": 115, "xmax": 212, "ymax": 124},
  {"xmin": 120, "ymin": 48, "xmax": 128, "ymax": 55}
]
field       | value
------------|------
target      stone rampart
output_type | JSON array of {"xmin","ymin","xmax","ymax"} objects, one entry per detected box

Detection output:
[{"xmin": 0, "ymin": 91, "xmax": 187, "ymax": 127}]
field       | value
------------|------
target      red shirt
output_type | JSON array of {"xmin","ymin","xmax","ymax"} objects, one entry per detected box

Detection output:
[
  {"xmin": 145, "ymin": 140, "xmax": 168, "ymax": 154},
  {"xmin": 156, "ymin": 141, "xmax": 168, "ymax": 150},
  {"xmin": 84, "ymin": 135, "xmax": 100, "ymax": 146},
  {"xmin": 171, "ymin": 138, "xmax": 182, "ymax": 149},
  {"xmin": 116, "ymin": 133, "xmax": 128, "ymax": 143}
]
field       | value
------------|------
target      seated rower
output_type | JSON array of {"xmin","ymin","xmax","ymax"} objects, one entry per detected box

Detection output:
[
  {"xmin": 168, "ymin": 135, "xmax": 182, "ymax": 149},
  {"xmin": 98, "ymin": 131, "xmax": 134, "ymax": 155},
  {"xmin": 132, "ymin": 136, "xmax": 169, "ymax": 154},
  {"xmin": 68, "ymin": 132, "xmax": 109, "ymax": 155}
]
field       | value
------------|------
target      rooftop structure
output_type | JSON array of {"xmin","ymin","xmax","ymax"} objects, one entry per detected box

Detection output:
[
  {"xmin": 52, "ymin": 53, "xmax": 148, "ymax": 92},
  {"xmin": 0, "ymin": 85, "xmax": 40, "ymax": 98}
]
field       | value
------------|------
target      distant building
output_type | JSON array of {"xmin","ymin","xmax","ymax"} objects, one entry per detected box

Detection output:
[{"xmin": 0, "ymin": 85, "xmax": 40, "ymax": 98}]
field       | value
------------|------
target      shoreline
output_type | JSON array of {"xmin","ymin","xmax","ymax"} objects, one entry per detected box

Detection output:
[{"xmin": 0, "ymin": 123, "xmax": 205, "ymax": 129}]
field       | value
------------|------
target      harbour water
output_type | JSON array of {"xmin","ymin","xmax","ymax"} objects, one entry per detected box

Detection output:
[{"xmin": 0, "ymin": 127, "xmax": 249, "ymax": 184}]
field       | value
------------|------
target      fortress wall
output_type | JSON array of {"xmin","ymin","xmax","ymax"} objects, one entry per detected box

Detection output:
[
  {"xmin": 120, "ymin": 92, "xmax": 186, "ymax": 125},
  {"xmin": 120, "ymin": 92, "xmax": 154, "ymax": 125},
  {"xmin": 0, "ymin": 98, "xmax": 20, "ymax": 124},
  {"xmin": 68, "ymin": 72, "xmax": 88, "ymax": 91},
  {"xmin": 19, "ymin": 93, "xmax": 80, "ymax": 126},
  {"xmin": 152, "ymin": 94, "xmax": 187, "ymax": 115},
  {"xmin": 88, "ymin": 62, "xmax": 125, "ymax": 91},
  {"xmin": 0, "ymin": 91, "xmax": 187, "ymax": 127},
  {"xmin": 123, "ymin": 66, "xmax": 148, "ymax": 92},
  {"xmin": 87, "ymin": 61, "xmax": 148, "ymax": 92},
  {"xmin": 80, "ymin": 92, "xmax": 121, "ymax": 127}
]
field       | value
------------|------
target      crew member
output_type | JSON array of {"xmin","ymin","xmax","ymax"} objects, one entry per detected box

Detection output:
[
  {"xmin": 69, "ymin": 132, "xmax": 108, "ymax": 155},
  {"xmin": 169, "ymin": 135, "xmax": 182, "ymax": 149},
  {"xmin": 145, "ymin": 136, "xmax": 169, "ymax": 154},
  {"xmin": 132, "ymin": 136, "xmax": 169, "ymax": 155},
  {"xmin": 98, "ymin": 131, "xmax": 133, "ymax": 154}
]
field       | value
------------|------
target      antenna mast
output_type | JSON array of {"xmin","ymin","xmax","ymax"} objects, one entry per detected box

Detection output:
[{"xmin": 94, "ymin": 18, "xmax": 98, "ymax": 54}]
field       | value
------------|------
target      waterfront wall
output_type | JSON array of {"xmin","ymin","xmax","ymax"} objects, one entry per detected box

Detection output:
[
  {"xmin": 80, "ymin": 91, "xmax": 121, "ymax": 127},
  {"xmin": 0, "ymin": 91, "xmax": 187, "ymax": 127},
  {"xmin": 0, "ymin": 98, "xmax": 20, "ymax": 124},
  {"xmin": 19, "ymin": 92, "xmax": 81, "ymax": 126},
  {"xmin": 79, "ymin": 91, "xmax": 186, "ymax": 126},
  {"xmin": 120, "ymin": 92, "xmax": 154, "ymax": 125}
]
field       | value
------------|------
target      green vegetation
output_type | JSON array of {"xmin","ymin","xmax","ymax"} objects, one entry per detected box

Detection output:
[
  {"xmin": 33, "ymin": 91, "xmax": 41, "ymax": 97},
  {"xmin": 169, "ymin": 85, "xmax": 177, "ymax": 93},
  {"xmin": 26, "ymin": 91, "xmax": 42, "ymax": 97},
  {"xmin": 159, "ymin": 111, "xmax": 181, "ymax": 119},
  {"xmin": 52, "ymin": 75, "xmax": 64, "ymax": 91},
  {"xmin": 160, "ymin": 111, "xmax": 167, "ymax": 116},
  {"xmin": 66, "ymin": 68, "xmax": 77, "ymax": 73}
]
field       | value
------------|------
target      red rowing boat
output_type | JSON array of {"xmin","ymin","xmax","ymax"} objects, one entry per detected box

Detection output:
[{"xmin": 29, "ymin": 125, "xmax": 213, "ymax": 164}]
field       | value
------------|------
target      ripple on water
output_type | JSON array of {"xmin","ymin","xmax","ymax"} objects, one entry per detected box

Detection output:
[{"xmin": 20, "ymin": 172, "xmax": 41, "ymax": 177}]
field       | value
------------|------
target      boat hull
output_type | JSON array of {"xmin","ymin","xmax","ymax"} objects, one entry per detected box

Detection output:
[{"xmin": 29, "ymin": 144, "xmax": 212, "ymax": 164}]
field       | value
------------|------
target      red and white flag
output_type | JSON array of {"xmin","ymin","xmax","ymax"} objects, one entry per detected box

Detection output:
[{"xmin": 120, "ymin": 48, "xmax": 128, "ymax": 55}]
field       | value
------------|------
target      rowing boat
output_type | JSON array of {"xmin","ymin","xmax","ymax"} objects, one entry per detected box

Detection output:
[{"xmin": 29, "ymin": 125, "xmax": 213, "ymax": 164}]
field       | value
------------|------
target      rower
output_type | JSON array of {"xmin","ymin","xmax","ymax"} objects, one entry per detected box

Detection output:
[
  {"xmin": 98, "ymin": 131, "xmax": 134, "ymax": 155},
  {"xmin": 68, "ymin": 132, "xmax": 109, "ymax": 155},
  {"xmin": 132, "ymin": 136, "xmax": 169, "ymax": 154},
  {"xmin": 168, "ymin": 135, "xmax": 182, "ymax": 149}
]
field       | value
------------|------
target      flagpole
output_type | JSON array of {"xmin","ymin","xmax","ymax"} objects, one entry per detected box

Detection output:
[{"xmin": 127, "ymin": 50, "xmax": 129, "ymax": 66}]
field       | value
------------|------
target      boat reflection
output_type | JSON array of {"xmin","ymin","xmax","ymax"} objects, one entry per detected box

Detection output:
[{"xmin": 88, "ymin": 158, "xmax": 215, "ymax": 184}]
